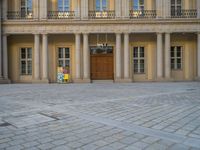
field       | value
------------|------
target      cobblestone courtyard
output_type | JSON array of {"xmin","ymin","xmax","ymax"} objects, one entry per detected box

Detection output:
[{"xmin": 0, "ymin": 82, "xmax": 200, "ymax": 150}]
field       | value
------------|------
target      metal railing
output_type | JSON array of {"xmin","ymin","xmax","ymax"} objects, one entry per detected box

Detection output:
[
  {"xmin": 171, "ymin": 9, "xmax": 197, "ymax": 18},
  {"xmin": 48, "ymin": 11, "xmax": 75, "ymax": 19},
  {"xmin": 89, "ymin": 11, "xmax": 115, "ymax": 19},
  {"xmin": 130, "ymin": 10, "xmax": 156, "ymax": 19},
  {"xmin": 7, "ymin": 11, "xmax": 33, "ymax": 19}
]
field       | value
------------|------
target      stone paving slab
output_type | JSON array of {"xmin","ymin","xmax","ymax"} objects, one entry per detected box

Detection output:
[{"xmin": 0, "ymin": 82, "xmax": 200, "ymax": 149}]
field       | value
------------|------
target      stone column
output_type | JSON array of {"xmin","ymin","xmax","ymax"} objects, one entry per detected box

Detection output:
[
  {"xmin": 83, "ymin": 33, "xmax": 90, "ymax": 82},
  {"xmin": 115, "ymin": 0, "xmax": 121, "ymax": 19},
  {"xmin": 40, "ymin": 0, "xmax": 47, "ymax": 20},
  {"xmin": 34, "ymin": 34, "xmax": 40, "ymax": 81},
  {"xmin": 156, "ymin": 0, "xmax": 163, "ymax": 18},
  {"xmin": 75, "ymin": 33, "xmax": 81, "ymax": 81},
  {"xmin": 0, "ymin": 1, "xmax": 2, "ymax": 79},
  {"xmin": 2, "ymin": 0, "xmax": 7, "ymax": 20},
  {"xmin": 165, "ymin": 33, "xmax": 171, "ymax": 79},
  {"xmin": 197, "ymin": 0, "xmax": 200, "ymax": 19},
  {"xmin": 163, "ymin": 0, "xmax": 170, "ymax": 18},
  {"xmin": 157, "ymin": 33, "xmax": 163, "ymax": 79},
  {"xmin": 197, "ymin": 33, "xmax": 200, "ymax": 78},
  {"xmin": 124, "ymin": 33, "xmax": 131, "ymax": 81},
  {"xmin": 81, "ymin": 0, "xmax": 88, "ymax": 19},
  {"xmin": 75, "ymin": 0, "xmax": 80, "ymax": 18},
  {"xmin": 33, "ymin": 0, "xmax": 39, "ymax": 20},
  {"xmin": 122, "ymin": 0, "xmax": 129, "ymax": 19},
  {"xmin": 2, "ymin": 34, "xmax": 8, "ymax": 79},
  {"xmin": 42, "ymin": 34, "xmax": 48, "ymax": 82},
  {"xmin": 116, "ymin": 33, "xmax": 122, "ymax": 80}
]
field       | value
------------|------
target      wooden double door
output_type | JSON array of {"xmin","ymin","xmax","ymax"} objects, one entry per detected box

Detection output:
[{"xmin": 90, "ymin": 47, "xmax": 114, "ymax": 80}]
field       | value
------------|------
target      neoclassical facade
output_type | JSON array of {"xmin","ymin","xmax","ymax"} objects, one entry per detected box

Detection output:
[{"xmin": 0, "ymin": 0, "xmax": 200, "ymax": 83}]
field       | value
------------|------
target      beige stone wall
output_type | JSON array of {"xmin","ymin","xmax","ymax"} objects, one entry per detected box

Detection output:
[
  {"xmin": 171, "ymin": 34, "xmax": 197, "ymax": 81},
  {"xmin": 129, "ymin": 34, "xmax": 156, "ymax": 82}
]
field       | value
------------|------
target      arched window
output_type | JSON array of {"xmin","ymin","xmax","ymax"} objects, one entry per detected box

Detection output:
[
  {"xmin": 96, "ymin": 0, "xmax": 107, "ymax": 11},
  {"xmin": 58, "ymin": 0, "xmax": 70, "ymax": 11}
]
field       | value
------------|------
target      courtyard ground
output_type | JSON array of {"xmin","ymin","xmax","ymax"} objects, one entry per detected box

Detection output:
[{"xmin": 0, "ymin": 82, "xmax": 200, "ymax": 150}]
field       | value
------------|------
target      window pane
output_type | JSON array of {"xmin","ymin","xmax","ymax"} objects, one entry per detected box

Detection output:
[
  {"xmin": 177, "ymin": 58, "xmax": 181, "ymax": 64},
  {"xmin": 21, "ymin": 48, "xmax": 26, "ymax": 59},
  {"xmin": 133, "ymin": 0, "xmax": 139, "ymax": 10},
  {"xmin": 133, "ymin": 47, "xmax": 138, "ymax": 58},
  {"xmin": 102, "ymin": 0, "xmax": 107, "ymax": 10},
  {"xmin": 65, "ymin": 60, "xmax": 70, "ymax": 67},
  {"xmin": 58, "ymin": 60, "xmax": 63, "ymax": 67},
  {"xmin": 27, "ymin": 0, "xmax": 32, "ymax": 11},
  {"xmin": 27, "ymin": 60, "xmax": 32, "ymax": 74},
  {"xmin": 171, "ymin": 0, "xmax": 175, "ymax": 5},
  {"xmin": 140, "ymin": 47, "xmax": 144, "ymax": 57},
  {"xmin": 27, "ymin": 48, "xmax": 32, "ymax": 59},
  {"xmin": 65, "ymin": 48, "xmax": 70, "ymax": 58},
  {"xmin": 58, "ymin": 48, "xmax": 63, "ymax": 58},
  {"xmin": 96, "ymin": 0, "xmax": 100, "ymax": 11},
  {"xmin": 21, "ymin": 61, "xmax": 26, "ymax": 74},
  {"xmin": 177, "ymin": 63, "xmax": 182, "ymax": 69},
  {"xmin": 139, "ymin": 0, "xmax": 144, "ymax": 5}
]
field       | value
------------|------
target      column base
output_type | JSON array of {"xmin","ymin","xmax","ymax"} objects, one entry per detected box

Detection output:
[
  {"xmin": 73, "ymin": 78, "xmax": 84, "ymax": 83},
  {"xmin": 121, "ymin": 78, "xmax": 133, "ymax": 83},
  {"xmin": 82, "ymin": 78, "xmax": 91, "ymax": 83},
  {"xmin": 40, "ymin": 79, "xmax": 49, "ymax": 83},
  {"xmin": 156, "ymin": 77, "xmax": 174, "ymax": 82},
  {"xmin": 0, "ymin": 77, "xmax": 11, "ymax": 84},
  {"xmin": 32, "ymin": 79, "xmax": 42, "ymax": 84},
  {"xmin": 195, "ymin": 77, "xmax": 200, "ymax": 81},
  {"xmin": 114, "ymin": 78, "xmax": 124, "ymax": 83}
]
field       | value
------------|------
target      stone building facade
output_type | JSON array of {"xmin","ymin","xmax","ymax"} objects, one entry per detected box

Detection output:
[{"xmin": 0, "ymin": 0, "xmax": 200, "ymax": 83}]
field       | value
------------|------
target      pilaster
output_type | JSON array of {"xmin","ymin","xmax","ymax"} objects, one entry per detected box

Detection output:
[
  {"xmin": 42, "ymin": 33, "xmax": 49, "ymax": 83},
  {"xmin": 115, "ymin": 33, "xmax": 122, "ymax": 81},
  {"xmin": 157, "ymin": 33, "xmax": 163, "ymax": 80},
  {"xmin": 83, "ymin": 33, "xmax": 91, "ymax": 83},
  {"xmin": 75, "ymin": 33, "xmax": 81, "ymax": 81},
  {"xmin": 165, "ymin": 33, "xmax": 171, "ymax": 79},
  {"xmin": 197, "ymin": 33, "xmax": 200, "ymax": 79}
]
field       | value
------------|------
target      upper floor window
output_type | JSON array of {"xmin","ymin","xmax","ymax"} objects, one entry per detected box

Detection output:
[
  {"xmin": 132, "ymin": 0, "xmax": 144, "ymax": 11},
  {"xmin": 21, "ymin": 0, "xmax": 32, "ymax": 14},
  {"xmin": 96, "ymin": 0, "xmax": 107, "ymax": 11},
  {"xmin": 58, "ymin": 0, "xmax": 70, "ymax": 11},
  {"xmin": 171, "ymin": 46, "xmax": 182, "ymax": 70},
  {"xmin": 171, "ymin": 0, "xmax": 182, "ymax": 16}
]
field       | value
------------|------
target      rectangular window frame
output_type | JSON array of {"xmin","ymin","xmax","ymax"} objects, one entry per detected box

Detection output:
[
  {"xmin": 96, "ymin": 0, "xmax": 108, "ymax": 11},
  {"xmin": 58, "ymin": 47, "xmax": 71, "ymax": 68},
  {"xmin": 20, "ymin": 47, "xmax": 32, "ymax": 75},
  {"xmin": 58, "ymin": 0, "xmax": 70, "ymax": 11},
  {"xmin": 171, "ymin": 46, "xmax": 183, "ymax": 70},
  {"xmin": 133, "ymin": 46, "xmax": 145, "ymax": 74},
  {"xmin": 132, "ymin": 0, "xmax": 144, "ymax": 11}
]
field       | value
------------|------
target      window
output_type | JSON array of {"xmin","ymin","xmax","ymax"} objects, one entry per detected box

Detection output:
[
  {"xmin": 58, "ymin": 0, "xmax": 70, "ymax": 11},
  {"xmin": 96, "ymin": 0, "xmax": 107, "ymax": 11},
  {"xmin": 133, "ymin": 47, "xmax": 145, "ymax": 74},
  {"xmin": 58, "ymin": 48, "xmax": 70, "ymax": 68},
  {"xmin": 20, "ymin": 48, "xmax": 32, "ymax": 75},
  {"xmin": 132, "ymin": 0, "xmax": 144, "ymax": 11},
  {"xmin": 171, "ymin": 0, "xmax": 182, "ymax": 16},
  {"xmin": 171, "ymin": 46, "xmax": 182, "ymax": 70},
  {"xmin": 21, "ymin": 0, "xmax": 32, "ymax": 17}
]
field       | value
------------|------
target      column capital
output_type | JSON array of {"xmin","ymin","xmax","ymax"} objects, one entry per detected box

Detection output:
[
  {"xmin": 115, "ymin": 32, "xmax": 122, "ymax": 35},
  {"xmin": 156, "ymin": 32, "xmax": 163, "ymax": 35},
  {"xmin": 2, "ymin": 33, "xmax": 9, "ymax": 37},
  {"xmin": 74, "ymin": 32, "xmax": 81, "ymax": 35},
  {"xmin": 123, "ymin": 32, "xmax": 130, "ymax": 35},
  {"xmin": 82, "ymin": 32, "xmax": 89, "ymax": 35}
]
